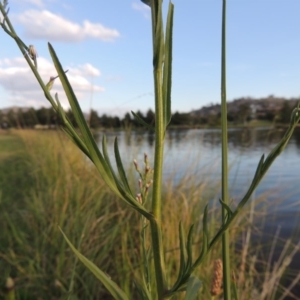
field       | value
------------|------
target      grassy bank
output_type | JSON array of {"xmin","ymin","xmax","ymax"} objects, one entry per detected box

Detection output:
[{"xmin": 0, "ymin": 130, "xmax": 299, "ymax": 299}]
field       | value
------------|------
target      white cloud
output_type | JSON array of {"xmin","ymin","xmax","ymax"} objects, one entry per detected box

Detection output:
[
  {"xmin": 132, "ymin": 2, "xmax": 150, "ymax": 19},
  {"xmin": 71, "ymin": 64, "xmax": 101, "ymax": 77},
  {"xmin": 14, "ymin": 10, "xmax": 120, "ymax": 42},
  {"xmin": 0, "ymin": 56, "xmax": 104, "ymax": 108}
]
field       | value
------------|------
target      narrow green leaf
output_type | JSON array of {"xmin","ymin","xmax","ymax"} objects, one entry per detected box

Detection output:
[
  {"xmin": 153, "ymin": 1, "xmax": 164, "ymax": 69},
  {"xmin": 131, "ymin": 111, "xmax": 154, "ymax": 131},
  {"xmin": 102, "ymin": 136, "xmax": 135, "ymax": 202},
  {"xmin": 237, "ymin": 104, "xmax": 300, "ymax": 212},
  {"xmin": 48, "ymin": 43, "xmax": 119, "ymax": 195},
  {"xmin": 219, "ymin": 199, "xmax": 233, "ymax": 220},
  {"xmin": 192, "ymin": 205, "xmax": 209, "ymax": 270},
  {"xmin": 102, "ymin": 136, "xmax": 152, "ymax": 219},
  {"xmin": 162, "ymin": 2, "xmax": 174, "ymax": 128},
  {"xmin": 102, "ymin": 136, "xmax": 121, "ymax": 185},
  {"xmin": 133, "ymin": 280, "xmax": 151, "ymax": 300},
  {"xmin": 186, "ymin": 224, "xmax": 194, "ymax": 270},
  {"xmin": 114, "ymin": 137, "xmax": 133, "ymax": 195},
  {"xmin": 140, "ymin": 0, "xmax": 150, "ymax": 7},
  {"xmin": 59, "ymin": 228, "xmax": 129, "ymax": 300},
  {"xmin": 253, "ymin": 154, "xmax": 265, "ymax": 180},
  {"xmin": 55, "ymin": 94, "xmax": 91, "ymax": 159},
  {"xmin": 179, "ymin": 222, "xmax": 188, "ymax": 276},
  {"xmin": 184, "ymin": 276, "xmax": 201, "ymax": 300},
  {"xmin": 291, "ymin": 103, "xmax": 300, "ymax": 125},
  {"xmin": 232, "ymin": 271, "xmax": 239, "ymax": 300},
  {"xmin": 203, "ymin": 205, "xmax": 209, "ymax": 247},
  {"xmin": 167, "ymin": 215, "xmax": 197, "ymax": 295}
]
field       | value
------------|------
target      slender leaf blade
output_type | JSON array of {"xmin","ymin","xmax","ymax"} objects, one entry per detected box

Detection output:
[
  {"xmin": 48, "ymin": 43, "xmax": 119, "ymax": 195},
  {"xmin": 162, "ymin": 2, "xmax": 174, "ymax": 128},
  {"xmin": 179, "ymin": 222, "xmax": 188, "ymax": 276},
  {"xmin": 114, "ymin": 137, "xmax": 133, "ymax": 195},
  {"xmin": 186, "ymin": 224, "xmax": 194, "ymax": 270},
  {"xmin": 184, "ymin": 276, "xmax": 201, "ymax": 300},
  {"xmin": 131, "ymin": 111, "xmax": 154, "ymax": 131},
  {"xmin": 192, "ymin": 205, "xmax": 209, "ymax": 269},
  {"xmin": 153, "ymin": 1, "xmax": 164, "ymax": 69},
  {"xmin": 59, "ymin": 228, "xmax": 129, "ymax": 300},
  {"xmin": 55, "ymin": 94, "xmax": 91, "ymax": 159},
  {"xmin": 102, "ymin": 136, "xmax": 152, "ymax": 219},
  {"xmin": 219, "ymin": 199, "xmax": 233, "ymax": 220},
  {"xmin": 140, "ymin": 0, "xmax": 150, "ymax": 6}
]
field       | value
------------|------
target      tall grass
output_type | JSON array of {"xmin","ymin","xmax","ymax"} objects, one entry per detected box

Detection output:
[{"xmin": 1, "ymin": 131, "xmax": 300, "ymax": 299}]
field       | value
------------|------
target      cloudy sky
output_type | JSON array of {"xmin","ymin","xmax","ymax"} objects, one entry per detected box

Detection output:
[{"xmin": 1, "ymin": 0, "xmax": 300, "ymax": 117}]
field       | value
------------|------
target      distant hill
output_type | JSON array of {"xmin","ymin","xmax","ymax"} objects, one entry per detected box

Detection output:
[
  {"xmin": 190, "ymin": 96, "xmax": 299, "ymax": 118},
  {"xmin": 1, "ymin": 96, "xmax": 299, "ymax": 118},
  {"xmin": 1, "ymin": 96, "xmax": 299, "ymax": 128}
]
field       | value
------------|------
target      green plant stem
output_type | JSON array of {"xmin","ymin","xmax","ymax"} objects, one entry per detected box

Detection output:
[
  {"xmin": 220, "ymin": 0, "xmax": 231, "ymax": 299},
  {"xmin": 152, "ymin": 69, "xmax": 164, "ymax": 223},
  {"xmin": 151, "ymin": 47, "xmax": 166, "ymax": 300},
  {"xmin": 149, "ymin": 1, "xmax": 167, "ymax": 297},
  {"xmin": 150, "ymin": 218, "xmax": 166, "ymax": 298}
]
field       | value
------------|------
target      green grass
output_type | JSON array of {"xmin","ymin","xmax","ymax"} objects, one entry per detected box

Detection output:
[
  {"xmin": 0, "ymin": 131, "xmax": 140, "ymax": 299},
  {"xmin": 0, "ymin": 130, "xmax": 299, "ymax": 299}
]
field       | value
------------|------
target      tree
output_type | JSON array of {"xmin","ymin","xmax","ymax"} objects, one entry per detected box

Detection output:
[
  {"xmin": 122, "ymin": 112, "xmax": 132, "ymax": 128},
  {"xmin": 170, "ymin": 111, "xmax": 190, "ymax": 126},
  {"xmin": 238, "ymin": 103, "xmax": 251, "ymax": 124},
  {"xmin": 89, "ymin": 109, "xmax": 100, "ymax": 128},
  {"xmin": 277, "ymin": 101, "xmax": 292, "ymax": 123},
  {"xmin": 144, "ymin": 109, "xmax": 155, "ymax": 125}
]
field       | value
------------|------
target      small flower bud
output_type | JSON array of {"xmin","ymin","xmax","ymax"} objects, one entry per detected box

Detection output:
[
  {"xmin": 136, "ymin": 193, "xmax": 142, "ymax": 203},
  {"xmin": 133, "ymin": 159, "xmax": 139, "ymax": 170},
  {"xmin": 138, "ymin": 179, "xmax": 142, "ymax": 189},
  {"xmin": 144, "ymin": 152, "xmax": 148, "ymax": 163},
  {"xmin": 28, "ymin": 44, "xmax": 37, "ymax": 60},
  {"xmin": 145, "ymin": 184, "xmax": 150, "ymax": 194},
  {"xmin": 28, "ymin": 44, "xmax": 38, "ymax": 69},
  {"xmin": 145, "ymin": 165, "xmax": 150, "ymax": 174}
]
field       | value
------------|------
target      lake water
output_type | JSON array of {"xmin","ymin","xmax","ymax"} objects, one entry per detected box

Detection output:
[
  {"xmin": 98, "ymin": 127, "xmax": 300, "ymax": 234},
  {"xmin": 100, "ymin": 127, "xmax": 300, "ymax": 207},
  {"xmin": 98, "ymin": 127, "xmax": 300, "ymax": 296}
]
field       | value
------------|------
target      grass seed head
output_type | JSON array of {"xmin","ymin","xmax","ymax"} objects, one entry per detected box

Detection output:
[
  {"xmin": 4, "ymin": 277, "xmax": 14, "ymax": 293},
  {"xmin": 210, "ymin": 259, "xmax": 223, "ymax": 296}
]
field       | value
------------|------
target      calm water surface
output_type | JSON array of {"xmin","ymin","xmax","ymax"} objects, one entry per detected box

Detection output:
[
  {"xmin": 98, "ymin": 127, "xmax": 300, "ymax": 228},
  {"xmin": 98, "ymin": 127, "xmax": 300, "ymax": 297}
]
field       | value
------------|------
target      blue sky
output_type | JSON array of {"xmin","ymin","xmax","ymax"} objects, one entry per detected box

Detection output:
[{"xmin": 1, "ymin": 0, "xmax": 300, "ymax": 117}]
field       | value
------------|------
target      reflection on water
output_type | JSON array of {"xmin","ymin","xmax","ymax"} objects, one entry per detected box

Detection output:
[
  {"xmin": 96, "ymin": 127, "xmax": 300, "ymax": 296},
  {"xmin": 96, "ymin": 127, "xmax": 300, "ymax": 215}
]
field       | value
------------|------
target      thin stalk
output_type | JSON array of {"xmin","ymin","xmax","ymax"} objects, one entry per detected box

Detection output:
[
  {"xmin": 150, "ymin": 219, "xmax": 166, "ymax": 298},
  {"xmin": 149, "ymin": 1, "xmax": 166, "ymax": 297},
  {"xmin": 151, "ymin": 44, "xmax": 166, "ymax": 300},
  {"xmin": 220, "ymin": 0, "xmax": 231, "ymax": 299},
  {"xmin": 152, "ymin": 69, "xmax": 164, "ymax": 223}
]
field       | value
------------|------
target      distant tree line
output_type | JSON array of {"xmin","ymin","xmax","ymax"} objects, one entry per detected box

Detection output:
[
  {"xmin": 0, "ymin": 107, "xmax": 156, "ymax": 129},
  {"xmin": 0, "ymin": 99, "xmax": 296, "ymax": 129}
]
